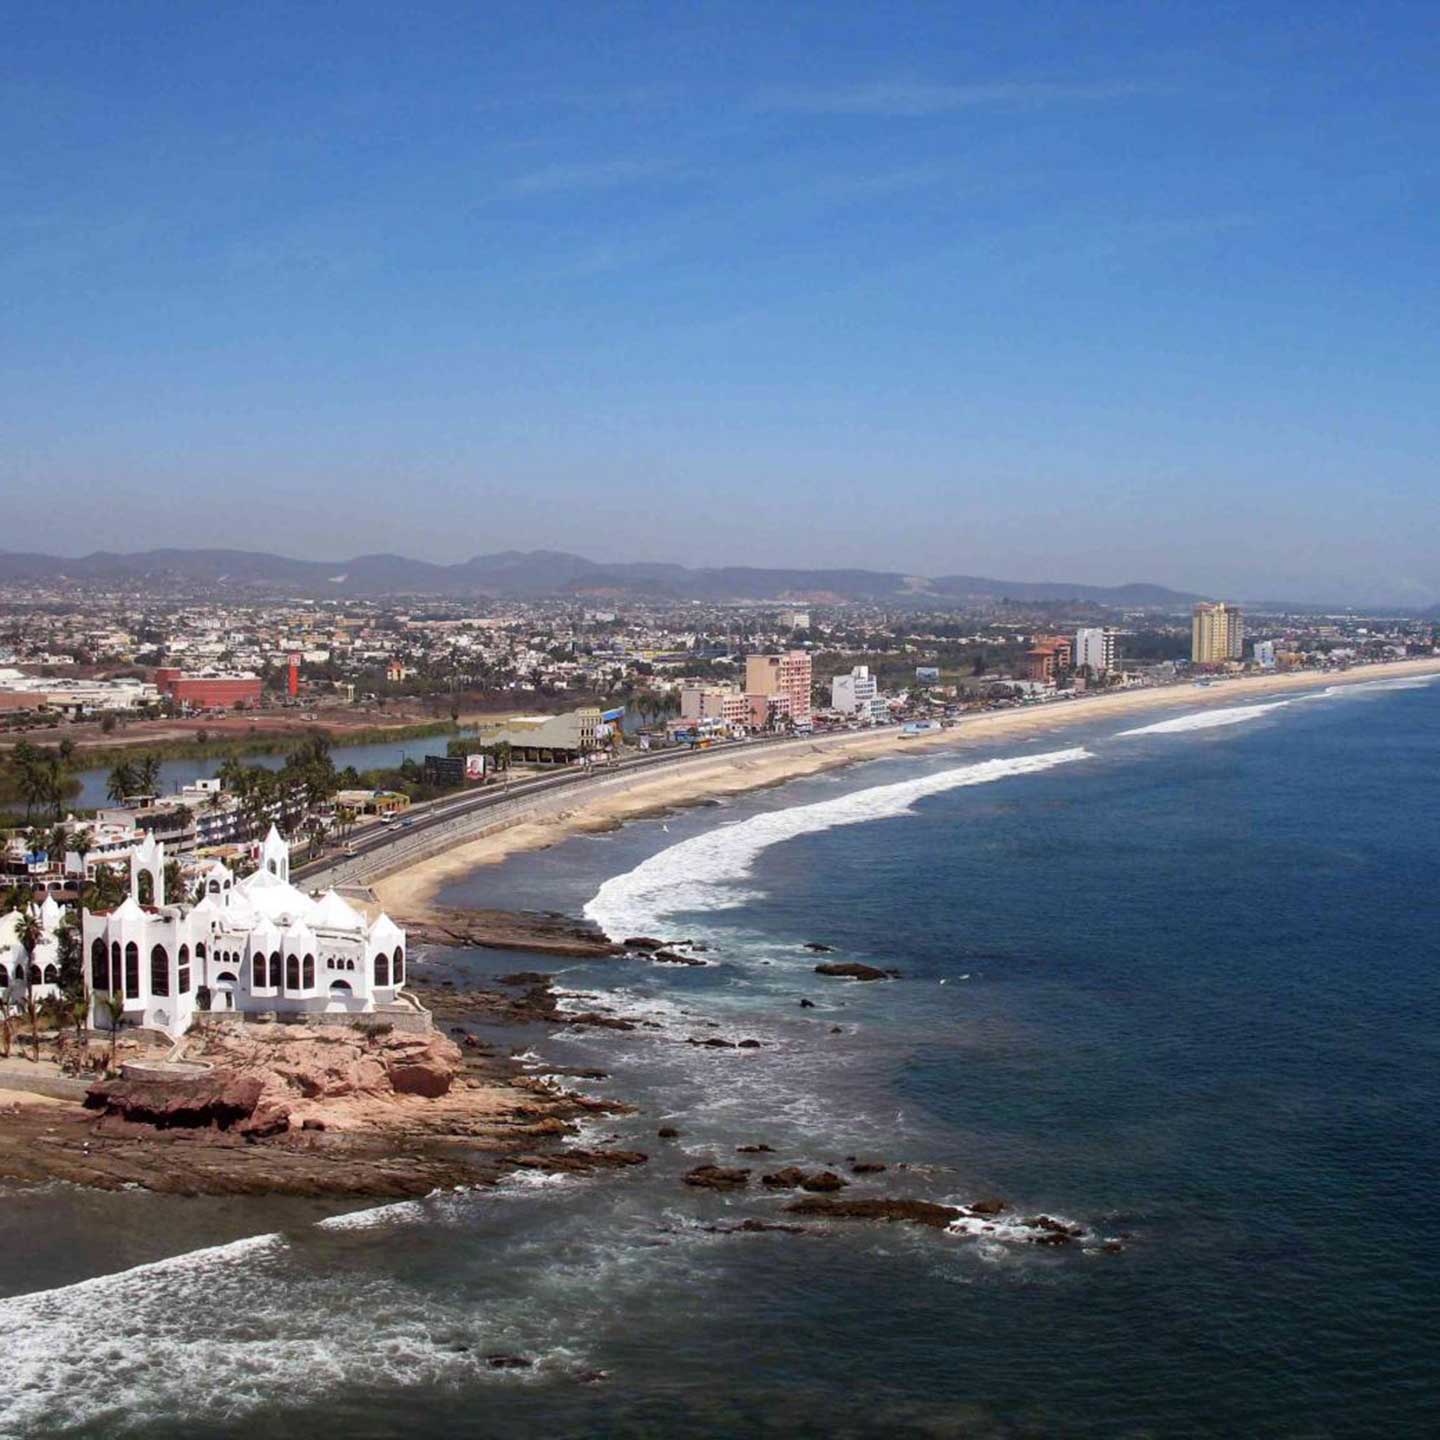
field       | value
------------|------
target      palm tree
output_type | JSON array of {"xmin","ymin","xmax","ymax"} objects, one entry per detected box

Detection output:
[
  {"xmin": 15, "ymin": 908, "xmax": 44, "ymax": 1062},
  {"xmin": 98, "ymin": 991, "xmax": 125, "ymax": 1074},
  {"xmin": 71, "ymin": 827, "xmax": 94, "ymax": 890},
  {"xmin": 137, "ymin": 753, "xmax": 162, "ymax": 797},
  {"xmin": 0, "ymin": 989, "xmax": 13, "ymax": 1059},
  {"xmin": 106, "ymin": 761, "xmax": 138, "ymax": 805}
]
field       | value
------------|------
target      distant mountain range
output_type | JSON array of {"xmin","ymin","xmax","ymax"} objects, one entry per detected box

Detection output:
[{"xmin": 0, "ymin": 547, "xmax": 1203, "ymax": 607}]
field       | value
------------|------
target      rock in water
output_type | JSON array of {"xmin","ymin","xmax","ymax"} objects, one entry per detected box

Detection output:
[
  {"xmin": 783, "ymin": 1197, "xmax": 962, "ymax": 1229},
  {"xmin": 682, "ymin": 1164, "xmax": 752, "ymax": 1191},
  {"xmin": 813, "ymin": 962, "xmax": 897, "ymax": 981}
]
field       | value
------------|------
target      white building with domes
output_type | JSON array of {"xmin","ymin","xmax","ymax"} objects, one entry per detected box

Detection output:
[
  {"xmin": 0, "ymin": 894, "xmax": 67, "ymax": 1003},
  {"xmin": 82, "ymin": 827, "xmax": 411, "ymax": 1037}
]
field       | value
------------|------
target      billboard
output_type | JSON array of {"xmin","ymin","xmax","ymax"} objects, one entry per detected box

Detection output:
[{"xmin": 465, "ymin": 753, "xmax": 487, "ymax": 781}]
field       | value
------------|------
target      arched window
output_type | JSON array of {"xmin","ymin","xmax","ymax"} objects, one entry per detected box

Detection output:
[
  {"xmin": 178, "ymin": 944, "xmax": 191, "ymax": 995},
  {"xmin": 43, "ymin": 964, "xmax": 57, "ymax": 984},
  {"xmin": 137, "ymin": 871, "xmax": 154, "ymax": 906},
  {"xmin": 302, "ymin": 954, "xmax": 314, "ymax": 989},
  {"xmin": 151, "ymin": 945, "xmax": 170, "ymax": 997},
  {"xmin": 29, "ymin": 965, "xmax": 41, "ymax": 984},
  {"xmin": 0, "ymin": 964, "xmax": 8, "ymax": 988},
  {"xmin": 393, "ymin": 947, "xmax": 404, "ymax": 985},
  {"xmin": 124, "ymin": 942, "xmax": 139, "ymax": 997},
  {"xmin": 269, "ymin": 952, "xmax": 281, "ymax": 988},
  {"xmin": 208, "ymin": 880, "xmax": 220, "ymax": 895},
  {"xmin": 253, "ymin": 953, "xmax": 266, "ymax": 989},
  {"xmin": 374, "ymin": 950, "xmax": 390, "ymax": 987},
  {"xmin": 195, "ymin": 941, "xmax": 206, "ymax": 961},
  {"xmin": 268, "ymin": 859, "xmax": 278, "ymax": 875},
  {"xmin": 346, "ymin": 958, "xmax": 354, "ymax": 972},
  {"xmin": 111, "ymin": 940, "xmax": 121, "ymax": 980},
  {"xmin": 286, "ymin": 954, "xmax": 300, "ymax": 990},
  {"xmin": 91, "ymin": 938, "xmax": 109, "ymax": 992}
]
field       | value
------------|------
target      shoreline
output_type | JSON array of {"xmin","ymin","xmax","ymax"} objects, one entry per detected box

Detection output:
[{"xmin": 375, "ymin": 657, "xmax": 1440, "ymax": 917}]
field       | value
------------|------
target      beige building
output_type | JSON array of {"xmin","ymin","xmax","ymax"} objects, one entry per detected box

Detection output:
[
  {"xmin": 487, "ymin": 707, "xmax": 601, "ymax": 763},
  {"xmin": 1192, "ymin": 603, "xmax": 1245, "ymax": 664}
]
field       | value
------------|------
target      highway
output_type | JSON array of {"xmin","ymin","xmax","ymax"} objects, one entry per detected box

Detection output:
[{"xmin": 292, "ymin": 728, "xmax": 876, "ymax": 893}]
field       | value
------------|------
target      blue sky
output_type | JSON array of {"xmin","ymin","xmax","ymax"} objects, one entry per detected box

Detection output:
[{"xmin": 4, "ymin": 1, "xmax": 1438, "ymax": 602}]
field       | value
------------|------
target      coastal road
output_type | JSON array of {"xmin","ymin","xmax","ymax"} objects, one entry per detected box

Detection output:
[{"xmin": 292, "ymin": 728, "xmax": 883, "ymax": 893}]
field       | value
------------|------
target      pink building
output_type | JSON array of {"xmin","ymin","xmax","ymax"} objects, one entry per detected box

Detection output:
[
  {"xmin": 681, "ymin": 685, "xmax": 751, "ymax": 727},
  {"xmin": 745, "ymin": 651, "xmax": 812, "ymax": 727}
]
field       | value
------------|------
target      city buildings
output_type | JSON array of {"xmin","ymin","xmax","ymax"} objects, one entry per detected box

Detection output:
[
  {"xmin": 1192, "ymin": 603, "xmax": 1245, "ymax": 664},
  {"xmin": 1075, "ymin": 627, "xmax": 1119, "ymax": 675},
  {"xmin": 745, "ymin": 651, "xmax": 813, "ymax": 726},
  {"xmin": 680, "ymin": 684, "xmax": 751, "ymax": 728},
  {"xmin": 153, "ymin": 667, "xmax": 262, "ymax": 709},
  {"xmin": 1024, "ymin": 634, "xmax": 1074, "ymax": 683},
  {"xmin": 831, "ymin": 664, "xmax": 878, "ymax": 715},
  {"xmin": 485, "ymin": 707, "xmax": 602, "ymax": 764}
]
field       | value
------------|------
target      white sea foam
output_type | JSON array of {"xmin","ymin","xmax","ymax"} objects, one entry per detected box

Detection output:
[
  {"xmin": 1115, "ymin": 702, "xmax": 1290, "ymax": 737},
  {"xmin": 584, "ymin": 747, "xmax": 1093, "ymax": 939},
  {"xmin": 0, "ymin": 1213, "xmax": 593, "ymax": 1434}
]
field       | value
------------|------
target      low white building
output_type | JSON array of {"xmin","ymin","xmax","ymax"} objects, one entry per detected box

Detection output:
[{"xmin": 82, "ymin": 827, "xmax": 410, "ymax": 1037}]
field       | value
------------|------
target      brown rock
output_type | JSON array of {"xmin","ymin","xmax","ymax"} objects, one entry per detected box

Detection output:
[
  {"xmin": 783, "ymin": 1197, "xmax": 962, "ymax": 1229},
  {"xmin": 762, "ymin": 1167, "xmax": 848, "ymax": 1192},
  {"xmin": 967, "ymin": 1196, "xmax": 1008, "ymax": 1216},
  {"xmin": 850, "ymin": 1161, "xmax": 887, "ymax": 1175},
  {"xmin": 814, "ymin": 963, "xmax": 897, "ymax": 981},
  {"xmin": 682, "ymin": 1164, "xmax": 752, "ymax": 1191},
  {"xmin": 736, "ymin": 1143, "xmax": 774, "ymax": 1154}
]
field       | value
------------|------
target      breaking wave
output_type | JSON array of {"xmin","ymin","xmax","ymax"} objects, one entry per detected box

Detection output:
[
  {"xmin": 1115, "ymin": 702, "xmax": 1291, "ymax": 737},
  {"xmin": 584, "ymin": 748, "xmax": 1093, "ymax": 939}
]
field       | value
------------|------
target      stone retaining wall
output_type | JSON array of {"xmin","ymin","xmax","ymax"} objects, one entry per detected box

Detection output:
[{"xmin": 0, "ymin": 1072, "xmax": 90, "ymax": 1102}]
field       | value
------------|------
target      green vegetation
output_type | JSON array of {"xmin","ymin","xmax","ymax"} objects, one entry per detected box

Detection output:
[{"xmin": 64, "ymin": 716, "xmax": 464, "ymax": 776}]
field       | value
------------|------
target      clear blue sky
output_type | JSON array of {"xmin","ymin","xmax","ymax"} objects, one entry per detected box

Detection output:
[{"xmin": 4, "ymin": 1, "xmax": 1438, "ymax": 602}]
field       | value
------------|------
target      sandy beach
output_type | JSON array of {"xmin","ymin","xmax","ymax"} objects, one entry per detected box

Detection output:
[{"xmin": 374, "ymin": 657, "xmax": 1440, "ymax": 915}]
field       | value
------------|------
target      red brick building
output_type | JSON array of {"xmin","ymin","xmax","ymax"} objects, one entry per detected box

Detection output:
[{"xmin": 154, "ymin": 668, "xmax": 262, "ymax": 710}]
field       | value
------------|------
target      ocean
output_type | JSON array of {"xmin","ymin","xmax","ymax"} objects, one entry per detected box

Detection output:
[{"xmin": 3, "ymin": 675, "xmax": 1438, "ymax": 1438}]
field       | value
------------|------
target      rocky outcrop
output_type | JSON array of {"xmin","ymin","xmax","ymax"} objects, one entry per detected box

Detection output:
[
  {"xmin": 402, "ymin": 907, "xmax": 618, "ymax": 959},
  {"xmin": 85, "ymin": 1074, "xmax": 264, "ymax": 1131},
  {"xmin": 86, "ymin": 1026, "xmax": 465, "ymax": 1137},
  {"xmin": 814, "ymin": 963, "xmax": 900, "ymax": 981},
  {"xmin": 784, "ymin": 1197, "xmax": 962, "ymax": 1228},
  {"xmin": 682, "ymin": 1163, "xmax": 752, "ymax": 1191},
  {"xmin": 761, "ymin": 1167, "xmax": 849, "ymax": 1193}
]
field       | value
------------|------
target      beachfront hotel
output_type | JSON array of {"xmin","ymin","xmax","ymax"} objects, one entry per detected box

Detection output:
[
  {"xmin": 81, "ymin": 827, "xmax": 414, "ymax": 1037},
  {"xmin": 1192, "ymin": 602, "xmax": 1245, "ymax": 664},
  {"xmin": 745, "ymin": 650, "xmax": 813, "ymax": 726}
]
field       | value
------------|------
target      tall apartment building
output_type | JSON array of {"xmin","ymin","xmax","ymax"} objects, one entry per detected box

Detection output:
[
  {"xmin": 1192, "ymin": 603, "xmax": 1245, "ymax": 664},
  {"xmin": 745, "ymin": 650, "xmax": 813, "ymax": 726},
  {"xmin": 1074, "ymin": 627, "xmax": 1118, "ymax": 675},
  {"xmin": 830, "ymin": 664, "xmax": 877, "ymax": 715}
]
